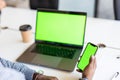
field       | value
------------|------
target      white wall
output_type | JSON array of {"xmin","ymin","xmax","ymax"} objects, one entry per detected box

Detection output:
[
  {"xmin": 6, "ymin": 0, "xmax": 96, "ymax": 17},
  {"xmin": 59, "ymin": 0, "xmax": 115, "ymax": 19},
  {"xmin": 59, "ymin": 0, "xmax": 96, "ymax": 17},
  {"xmin": 6, "ymin": 0, "xmax": 114, "ymax": 19}
]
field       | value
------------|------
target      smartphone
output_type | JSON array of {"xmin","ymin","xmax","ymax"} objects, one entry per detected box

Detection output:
[{"xmin": 77, "ymin": 42, "xmax": 98, "ymax": 71}]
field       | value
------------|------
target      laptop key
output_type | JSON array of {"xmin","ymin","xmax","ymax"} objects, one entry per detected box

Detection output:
[{"xmin": 34, "ymin": 44, "xmax": 77, "ymax": 59}]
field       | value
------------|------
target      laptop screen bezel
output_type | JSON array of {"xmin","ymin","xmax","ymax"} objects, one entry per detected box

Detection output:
[{"xmin": 35, "ymin": 8, "xmax": 87, "ymax": 48}]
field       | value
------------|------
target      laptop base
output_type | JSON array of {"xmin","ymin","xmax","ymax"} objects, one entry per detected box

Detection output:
[{"xmin": 17, "ymin": 43, "xmax": 82, "ymax": 71}]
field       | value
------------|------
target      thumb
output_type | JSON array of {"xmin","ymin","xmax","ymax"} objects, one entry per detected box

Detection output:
[{"xmin": 89, "ymin": 55, "xmax": 95, "ymax": 64}]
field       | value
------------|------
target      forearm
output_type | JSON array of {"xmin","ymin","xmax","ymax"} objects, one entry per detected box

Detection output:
[{"xmin": 0, "ymin": 58, "xmax": 35, "ymax": 80}]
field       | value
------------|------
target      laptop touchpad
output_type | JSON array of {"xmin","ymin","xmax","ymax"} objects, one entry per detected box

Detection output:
[{"xmin": 31, "ymin": 54, "xmax": 62, "ymax": 67}]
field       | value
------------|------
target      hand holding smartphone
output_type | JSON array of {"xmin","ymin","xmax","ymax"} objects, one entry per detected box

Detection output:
[{"xmin": 77, "ymin": 42, "xmax": 98, "ymax": 71}]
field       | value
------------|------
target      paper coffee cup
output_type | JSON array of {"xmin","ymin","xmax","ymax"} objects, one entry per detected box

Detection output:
[{"xmin": 19, "ymin": 24, "xmax": 32, "ymax": 43}]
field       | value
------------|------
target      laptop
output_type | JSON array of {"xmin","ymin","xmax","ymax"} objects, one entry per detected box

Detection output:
[{"xmin": 17, "ymin": 9, "xmax": 87, "ymax": 71}]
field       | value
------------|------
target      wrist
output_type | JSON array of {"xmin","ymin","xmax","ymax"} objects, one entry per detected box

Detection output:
[
  {"xmin": 80, "ymin": 78, "xmax": 88, "ymax": 80},
  {"xmin": 82, "ymin": 74, "xmax": 90, "ymax": 80},
  {"xmin": 33, "ymin": 72, "xmax": 40, "ymax": 80},
  {"xmin": 82, "ymin": 78, "xmax": 88, "ymax": 80}
]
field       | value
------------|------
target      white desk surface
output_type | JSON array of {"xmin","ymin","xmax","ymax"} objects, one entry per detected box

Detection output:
[{"xmin": 1, "ymin": 7, "xmax": 120, "ymax": 80}]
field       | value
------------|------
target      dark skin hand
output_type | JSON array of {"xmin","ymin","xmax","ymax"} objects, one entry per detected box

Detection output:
[
  {"xmin": 77, "ymin": 56, "xmax": 97, "ymax": 80},
  {"xmin": 33, "ymin": 73, "xmax": 58, "ymax": 80}
]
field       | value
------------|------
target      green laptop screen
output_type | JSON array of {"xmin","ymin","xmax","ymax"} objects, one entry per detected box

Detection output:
[{"xmin": 35, "ymin": 10, "xmax": 86, "ymax": 46}]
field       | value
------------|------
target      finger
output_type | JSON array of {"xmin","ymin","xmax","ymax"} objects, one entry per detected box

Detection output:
[
  {"xmin": 89, "ymin": 56, "xmax": 95, "ymax": 67},
  {"xmin": 94, "ymin": 57, "xmax": 97, "ymax": 68},
  {"xmin": 90, "ymin": 56, "xmax": 94, "ymax": 63}
]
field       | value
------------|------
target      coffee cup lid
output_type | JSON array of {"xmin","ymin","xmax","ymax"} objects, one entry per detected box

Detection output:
[{"xmin": 19, "ymin": 24, "xmax": 32, "ymax": 31}]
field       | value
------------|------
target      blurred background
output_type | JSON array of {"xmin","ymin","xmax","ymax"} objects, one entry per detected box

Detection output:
[{"xmin": 4, "ymin": 0, "xmax": 114, "ymax": 20}]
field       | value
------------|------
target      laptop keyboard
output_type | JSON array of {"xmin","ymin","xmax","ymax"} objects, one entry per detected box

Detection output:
[{"xmin": 33, "ymin": 44, "xmax": 78, "ymax": 59}]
